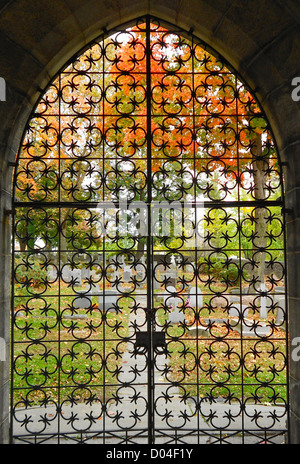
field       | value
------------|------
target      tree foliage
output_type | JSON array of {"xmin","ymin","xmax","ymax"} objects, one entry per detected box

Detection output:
[{"xmin": 14, "ymin": 22, "xmax": 283, "ymax": 276}]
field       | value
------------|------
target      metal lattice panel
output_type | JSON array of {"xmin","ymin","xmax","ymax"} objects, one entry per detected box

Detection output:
[{"xmin": 11, "ymin": 16, "xmax": 288, "ymax": 444}]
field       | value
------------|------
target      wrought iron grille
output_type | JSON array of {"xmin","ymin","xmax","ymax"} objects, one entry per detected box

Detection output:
[{"xmin": 11, "ymin": 16, "xmax": 288, "ymax": 444}]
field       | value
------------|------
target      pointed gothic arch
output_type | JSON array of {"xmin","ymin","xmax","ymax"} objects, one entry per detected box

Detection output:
[{"xmin": 10, "ymin": 15, "xmax": 288, "ymax": 444}]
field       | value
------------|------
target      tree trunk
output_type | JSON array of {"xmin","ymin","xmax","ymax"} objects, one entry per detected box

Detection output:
[
  {"xmin": 250, "ymin": 132, "xmax": 267, "ymax": 290},
  {"xmin": 19, "ymin": 239, "xmax": 27, "ymax": 252}
]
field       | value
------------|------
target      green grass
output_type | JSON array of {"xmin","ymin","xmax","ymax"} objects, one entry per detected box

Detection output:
[
  {"xmin": 12, "ymin": 279, "xmax": 288, "ymax": 408},
  {"xmin": 154, "ymin": 292, "xmax": 288, "ymax": 405},
  {"xmin": 12, "ymin": 282, "xmax": 131, "ymax": 406}
]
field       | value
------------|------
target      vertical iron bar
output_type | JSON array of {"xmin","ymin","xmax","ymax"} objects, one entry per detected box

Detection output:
[
  {"xmin": 191, "ymin": 30, "xmax": 201, "ymax": 445},
  {"xmin": 102, "ymin": 30, "xmax": 106, "ymax": 444},
  {"xmin": 146, "ymin": 15, "xmax": 154, "ymax": 445},
  {"xmin": 57, "ymin": 206, "xmax": 61, "ymax": 445},
  {"xmin": 235, "ymin": 73, "xmax": 245, "ymax": 444},
  {"xmin": 57, "ymin": 72, "xmax": 62, "ymax": 444},
  {"xmin": 283, "ymin": 195, "xmax": 290, "ymax": 443},
  {"xmin": 9, "ymin": 206, "xmax": 15, "ymax": 443}
]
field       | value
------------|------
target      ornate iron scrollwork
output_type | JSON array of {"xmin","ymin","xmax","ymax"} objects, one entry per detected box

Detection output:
[{"xmin": 11, "ymin": 16, "xmax": 288, "ymax": 444}]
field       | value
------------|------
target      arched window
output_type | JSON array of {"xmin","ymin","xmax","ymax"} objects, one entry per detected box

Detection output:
[{"xmin": 11, "ymin": 16, "xmax": 288, "ymax": 444}]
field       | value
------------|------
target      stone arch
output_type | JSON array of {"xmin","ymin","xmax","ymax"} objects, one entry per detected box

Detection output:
[{"xmin": 1, "ymin": 0, "xmax": 300, "ymax": 443}]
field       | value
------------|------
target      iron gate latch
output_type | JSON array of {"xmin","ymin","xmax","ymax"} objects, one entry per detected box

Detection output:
[{"xmin": 135, "ymin": 331, "xmax": 166, "ymax": 354}]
